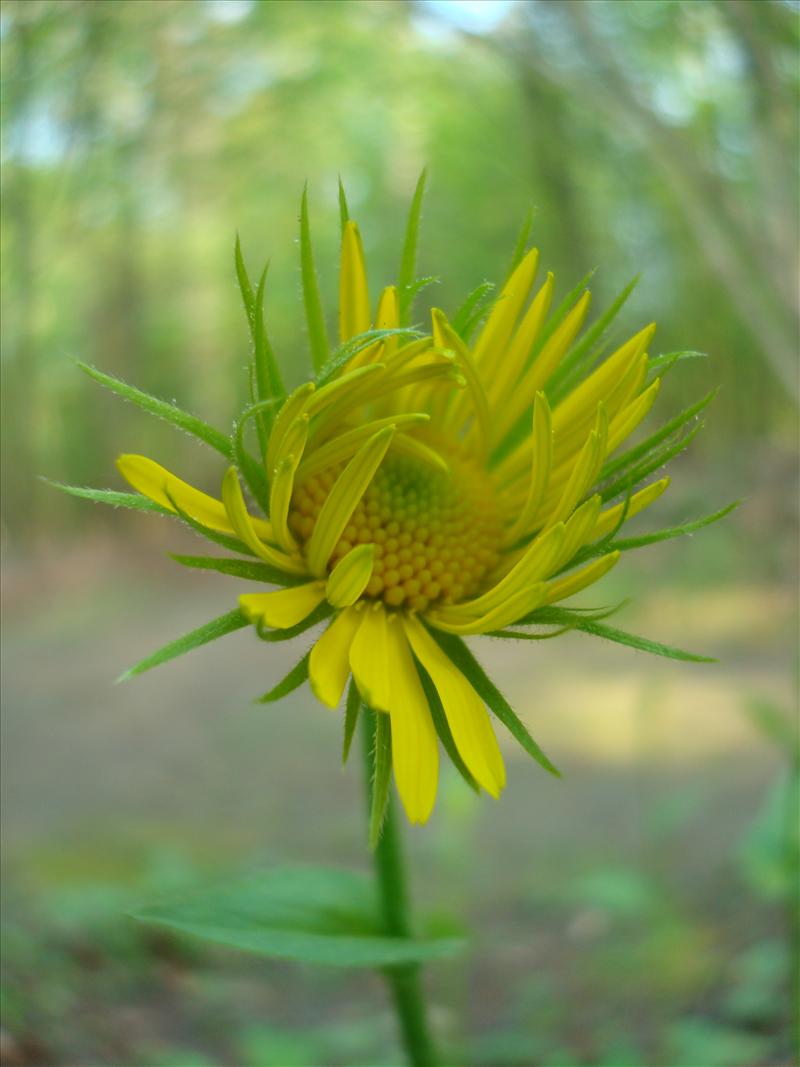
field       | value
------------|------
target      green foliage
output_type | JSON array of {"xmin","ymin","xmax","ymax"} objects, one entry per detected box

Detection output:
[
  {"xmin": 518, "ymin": 607, "xmax": 716, "ymax": 663},
  {"xmin": 43, "ymin": 480, "xmax": 172, "ymax": 516},
  {"xmin": 299, "ymin": 185, "xmax": 330, "ymax": 373},
  {"xmin": 503, "ymin": 206, "xmax": 535, "ymax": 284},
  {"xmin": 314, "ymin": 328, "xmax": 423, "ymax": 386},
  {"xmin": 255, "ymin": 651, "xmax": 310, "ymax": 703},
  {"xmin": 169, "ymin": 553, "xmax": 297, "ymax": 586},
  {"xmin": 397, "ymin": 169, "xmax": 428, "ymax": 326},
  {"xmin": 427, "ymin": 627, "xmax": 560, "ymax": 778},
  {"xmin": 368, "ymin": 710, "xmax": 392, "ymax": 849},
  {"xmin": 342, "ymin": 680, "xmax": 361, "ymax": 764},
  {"xmin": 417, "ymin": 667, "xmax": 480, "ymax": 793},
  {"xmin": 118, "ymin": 609, "xmax": 250, "ymax": 681},
  {"xmin": 134, "ymin": 866, "xmax": 463, "ymax": 967},
  {"xmin": 451, "ymin": 281, "xmax": 495, "ymax": 342},
  {"xmin": 78, "ymin": 363, "xmax": 232, "ymax": 459}
]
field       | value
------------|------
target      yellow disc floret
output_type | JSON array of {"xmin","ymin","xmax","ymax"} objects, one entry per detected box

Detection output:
[{"xmin": 289, "ymin": 446, "xmax": 503, "ymax": 612}]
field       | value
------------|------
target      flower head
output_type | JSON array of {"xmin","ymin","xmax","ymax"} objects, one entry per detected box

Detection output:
[{"xmin": 68, "ymin": 177, "xmax": 732, "ymax": 831}]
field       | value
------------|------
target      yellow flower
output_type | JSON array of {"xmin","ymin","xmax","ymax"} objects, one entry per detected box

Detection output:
[{"xmin": 69, "ymin": 181, "xmax": 727, "ymax": 828}]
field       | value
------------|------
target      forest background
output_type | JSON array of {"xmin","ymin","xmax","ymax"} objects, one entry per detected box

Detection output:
[{"xmin": 1, "ymin": 2, "xmax": 798, "ymax": 1066}]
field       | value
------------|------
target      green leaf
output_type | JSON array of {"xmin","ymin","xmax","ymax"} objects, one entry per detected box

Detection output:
[
  {"xmin": 547, "ymin": 275, "xmax": 640, "ymax": 402},
  {"xmin": 169, "ymin": 553, "xmax": 300, "ymax": 586},
  {"xmin": 398, "ymin": 169, "xmax": 428, "ymax": 326},
  {"xmin": 300, "ymin": 185, "xmax": 330, "ymax": 373},
  {"xmin": 416, "ymin": 667, "xmax": 480, "ymax": 793},
  {"xmin": 315, "ymin": 328, "xmax": 423, "ymax": 386},
  {"xmin": 256, "ymin": 650, "xmax": 310, "ymax": 703},
  {"xmin": 256, "ymin": 602, "xmax": 333, "ymax": 643},
  {"xmin": 607, "ymin": 500, "xmax": 740, "ymax": 553},
  {"xmin": 648, "ymin": 349, "xmax": 706, "ymax": 375},
  {"xmin": 251, "ymin": 263, "xmax": 285, "ymax": 438},
  {"xmin": 342, "ymin": 680, "xmax": 361, "ymax": 764},
  {"xmin": 43, "ymin": 480, "xmax": 172, "ymax": 516},
  {"xmin": 520, "ymin": 608, "xmax": 716, "ymax": 663},
  {"xmin": 451, "ymin": 281, "xmax": 495, "ymax": 341},
  {"xmin": 369, "ymin": 709, "xmax": 392, "ymax": 849},
  {"xmin": 503, "ymin": 206, "xmax": 534, "ymax": 285},
  {"xmin": 600, "ymin": 417, "xmax": 706, "ymax": 503},
  {"xmin": 78, "ymin": 363, "xmax": 232, "ymax": 459},
  {"xmin": 134, "ymin": 866, "xmax": 463, "ymax": 968},
  {"xmin": 118, "ymin": 609, "xmax": 249, "ymax": 681},
  {"xmin": 232, "ymin": 401, "xmax": 277, "ymax": 511},
  {"xmin": 427, "ymin": 627, "xmax": 560, "ymax": 778},
  {"xmin": 166, "ymin": 493, "xmax": 257, "ymax": 557},
  {"xmin": 338, "ymin": 176, "xmax": 350, "ymax": 234},
  {"xmin": 234, "ymin": 233, "xmax": 256, "ymax": 327},
  {"xmin": 600, "ymin": 389, "xmax": 717, "ymax": 484}
]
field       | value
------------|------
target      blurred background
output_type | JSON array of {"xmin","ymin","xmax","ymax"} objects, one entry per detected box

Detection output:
[{"xmin": 1, "ymin": 1, "xmax": 798, "ymax": 1065}]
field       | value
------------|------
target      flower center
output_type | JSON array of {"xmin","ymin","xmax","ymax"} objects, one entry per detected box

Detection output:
[{"xmin": 289, "ymin": 446, "xmax": 504, "ymax": 611}]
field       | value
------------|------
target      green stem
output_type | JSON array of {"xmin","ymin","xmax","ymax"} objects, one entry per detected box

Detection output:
[{"xmin": 362, "ymin": 708, "xmax": 439, "ymax": 1067}]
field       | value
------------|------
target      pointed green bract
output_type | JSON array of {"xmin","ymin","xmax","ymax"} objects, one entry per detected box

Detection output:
[
  {"xmin": 78, "ymin": 363, "xmax": 232, "ymax": 459},
  {"xmin": 118, "ymin": 609, "xmax": 249, "ymax": 682},
  {"xmin": 547, "ymin": 275, "xmax": 640, "ymax": 402},
  {"xmin": 315, "ymin": 328, "xmax": 423, "ymax": 386},
  {"xmin": 452, "ymin": 281, "xmax": 495, "ymax": 342},
  {"xmin": 647, "ymin": 349, "xmax": 706, "ymax": 375},
  {"xmin": 398, "ymin": 169, "xmax": 428, "ymax": 327},
  {"xmin": 256, "ymin": 651, "xmax": 310, "ymax": 703},
  {"xmin": 43, "ymin": 480, "xmax": 172, "ymax": 516},
  {"xmin": 519, "ymin": 607, "xmax": 716, "ymax": 662},
  {"xmin": 163, "ymin": 493, "xmax": 257, "ymax": 557},
  {"xmin": 169, "ymin": 553, "xmax": 300, "ymax": 585},
  {"xmin": 232, "ymin": 400, "xmax": 278, "ymax": 509},
  {"xmin": 300, "ymin": 185, "xmax": 330, "ymax": 373},
  {"xmin": 338, "ymin": 176, "xmax": 350, "ymax": 234},
  {"xmin": 369, "ymin": 709, "xmax": 392, "ymax": 849},
  {"xmin": 342, "ymin": 681, "xmax": 362, "ymax": 764},
  {"xmin": 598, "ymin": 500, "xmax": 740, "ymax": 556},
  {"xmin": 234, "ymin": 233, "xmax": 256, "ymax": 326},
  {"xmin": 600, "ymin": 389, "xmax": 717, "ymax": 484},
  {"xmin": 428, "ymin": 627, "xmax": 561, "ymax": 778},
  {"xmin": 416, "ymin": 666, "xmax": 480, "ymax": 793},
  {"xmin": 252, "ymin": 262, "xmax": 285, "ymax": 441},
  {"xmin": 601, "ymin": 418, "xmax": 706, "ymax": 503},
  {"xmin": 503, "ymin": 206, "xmax": 534, "ymax": 286}
]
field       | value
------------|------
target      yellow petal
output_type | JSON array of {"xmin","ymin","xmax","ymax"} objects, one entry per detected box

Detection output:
[
  {"xmin": 487, "ymin": 270, "xmax": 553, "ymax": 407},
  {"xmin": 349, "ymin": 604, "xmax": 390, "ymax": 712},
  {"xmin": 402, "ymin": 615, "xmax": 505, "ymax": 797},
  {"xmin": 326, "ymin": 545, "xmax": 375, "ymax": 608},
  {"xmin": 306, "ymin": 425, "xmax": 395, "ymax": 576},
  {"xmin": 309, "ymin": 606, "xmax": 361, "ymax": 708},
  {"xmin": 544, "ymin": 551, "xmax": 621, "ymax": 604},
  {"xmin": 473, "ymin": 247, "xmax": 539, "ymax": 366},
  {"xmin": 267, "ymin": 382, "xmax": 316, "ymax": 477},
  {"xmin": 240, "ymin": 582, "xmax": 326, "ymax": 628},
  {"xmin": 297, "ymin": 414, "xmax": 428, "ymax": 482},
  {"xmin": 432, "ymin": 308, "xmax": 489, "ymax": 451},
  {"xmin": 339, "ymin": 220, "xmax": 371, "ymax": 342},
  {"xmin": 504, "ymin": 391, "xmax": 553, "ymax": 544},
  {"xmin": 385, "ymin": 618, "xmax": 439, "ymax": 824},
  {"xmin": 221, "ymin": 467, "xmax": 306, "ymax": 574},
  {"xmin": 117, "ymin": 454, "xmax": 239, "ymax": 535}
]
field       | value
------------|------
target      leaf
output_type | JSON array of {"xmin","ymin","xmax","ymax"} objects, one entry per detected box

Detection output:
[
  {"xmin": 300, "ymin": 185, "xmax": 330, "ymax": 373},
  {"xmin": 502, "ymin": 206, "xmax": 534, "ymax": 286},
  {"xmin": 398, "ymin": 168, "xmax": 427, "ymax": 326},
  {"xmin": 520, "ymin": 608, "xmax": 716, "ymax": 663},
  {"xmin": 78, "ymin": 363, "xmax": 232, "ymax": 458},
  {"xmin": 427, "ymin": 627, "xmax": 561, "ymax": 778},
  {"xmin": 338, "ymin": 176, "xmax": 350, "ymax": 234},
  {"xmin": 234, "ymin": 233, "xmax": 256, "ymax": 326},
  {"xmin": 43, "ymin": 480, "xmax": 172, "ymax": 516},
  {"xmin": 647, "ymin": 349, "xmax": 707, "ymax": 375},
  {"xmin": 255, "ymin": 602, "xmax": 333, "ymax": 643},
  {"xmin": 232, "ymin": 401, "xmax": 277, "ymax": 511},
  {"xmin": 342, "ymin": 680, "xmax": 361, "ymax": 764},
  {"xmin": 134, "ymin": 866, "xmax": 463, "ymax": 968},
  {"xmin": 169, "ymin": 553, "xmax": 300, "ymax": 586},
  {"xmin": 369, "ymin": 709, "xmax": 392, "ymax": 850},
  {"xmin": 256, "ymin": 650, "xmax": 310, "ymax": 703},
  {"xmin": 314, "ymin": 328, "xmax": 424, "ymax": 386},
  {"xmin": 600, "ymin": 417, "xmax": 706, "ymax": 503},
  {"xmin": 547, "ymin": 275, "xmax": 640, "ymax": 402},
  {"xmin": 451, "ymin": 281, "xmax": 495, "ymax": 340},
  {"xmin": 166, "ymin": 493, "xmax": 257, "ymax": 557},
  {"xmin": 251, "ymin": 263, "xmax": 285, "ymax": 439},
  {"xmin": 600, "ymin": 389, "xmax": 717, "ymax": 484},
  {"xmin": 416, "ymin": 666, "xmax": 480, "ymax": 793},
  {"xmin": 118, "ymin": 609, "xmax": 250, "ymax": 682}
]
